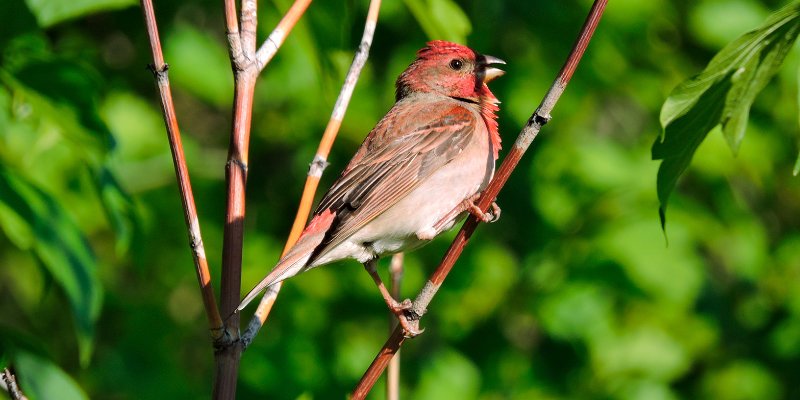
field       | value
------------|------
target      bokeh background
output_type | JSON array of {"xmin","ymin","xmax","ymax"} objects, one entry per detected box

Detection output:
[{"xmin": 1, "ymin": 0, "xmax": 799, "ymax": 398}]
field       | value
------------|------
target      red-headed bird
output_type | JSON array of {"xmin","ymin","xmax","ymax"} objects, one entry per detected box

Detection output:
[{"xmin": 238, "ymin": 41, "xmax": 504, "ymax": 335}]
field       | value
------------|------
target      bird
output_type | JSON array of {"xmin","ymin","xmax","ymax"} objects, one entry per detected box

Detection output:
[{"xmin": 238, "ymin": 40, "xmax": 504, "ymax": 336}]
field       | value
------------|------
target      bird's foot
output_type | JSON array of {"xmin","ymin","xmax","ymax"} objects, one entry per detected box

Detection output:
[
  {"xmin": 464, "ymin": 195, "xmax": 501, "ymax": 223},
  {"xmin": 388, "ymin": 298, "xmax": 424, "ymax": 338}
]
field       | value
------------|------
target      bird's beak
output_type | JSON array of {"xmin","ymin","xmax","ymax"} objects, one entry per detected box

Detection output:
[{"xmin": 481, "ymin": 54, "xmax": 506, "ymax": 82}]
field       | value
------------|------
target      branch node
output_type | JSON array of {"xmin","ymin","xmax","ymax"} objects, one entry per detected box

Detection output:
[
  {"xmin": 309, "ymin": 155, "xmax": 330, "ymax": 177},
  {"xmin": 530, "ymin": 112, "xmax": 551, "ymax": 127},
  {"xmin": 227, "ymin": 158, "xmax": 249, "ymax": 174}
]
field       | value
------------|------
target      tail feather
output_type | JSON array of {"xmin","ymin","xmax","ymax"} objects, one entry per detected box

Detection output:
[
  {"xmin": 236, "ymin": 254, "xmax": 304, "ymax": 312},
  {"xmin": 237, "ymin": 210, "xmax": 336, "ymax": 312}
]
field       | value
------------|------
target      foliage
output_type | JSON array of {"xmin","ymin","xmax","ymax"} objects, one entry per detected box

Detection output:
[
  {"xmin": 654, "ymin": 1, "xmax": 800, "ymax": 228},
  {"xmin": 1, "ymin": 0, "xmax": 799, "ymax": 399}
]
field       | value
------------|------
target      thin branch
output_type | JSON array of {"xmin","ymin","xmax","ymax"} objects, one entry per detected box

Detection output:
[
  {"xmin": 224, "ymin": 0, "xmax": 243, "ymax": 69},
  {"xmin": 215, "ymin": 1, "xmax": 313, "ymax": 397},
  {"xmin": 387, "ymin": 252, "xmax": 404, "ymax": 400},
  {"xmin": 1, "ymin": 368, "xmax": 27, "ymax": 400},
  {"xmin": 351, "ymin": 1, "xmax": 609, "ymax": 398},
  {"xmin": 140, "ymin": 0, "xmax": 225, "ymax": 342},
  {"xmin": 256, "ymin": 0, "xmax": 313, "ymax": 72},
  {"xmin": 240, "ymin": 0, "xmax": 382, "ymax": 347},
  {"xmin": 240, "ymin": 0, "xmax": 258, "ymax": 57}
]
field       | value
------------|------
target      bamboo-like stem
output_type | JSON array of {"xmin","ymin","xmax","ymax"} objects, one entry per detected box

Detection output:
[
  {"xmin": 240, "ymin": 0, "xmax": 382, "ymax": 347},
  {"xmin": 351, "ymin": 1, "xmax": 608, "ymax": 398},
  {"xmin": 215, "ymin": 1, "xmax": 311, "ymax": 398},
  {"xmin": 387, "ymin": 253, "xmax": 404, "ymax": 400},
  {"xmin": 140, "ymin": 0, "xmax": 225, "ymax": 342}
]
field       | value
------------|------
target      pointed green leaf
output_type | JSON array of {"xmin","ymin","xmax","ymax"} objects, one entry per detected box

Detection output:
[
  {"xmin": 24, "ymin": 0, "xmax": 136, "ymax": 27},
  {"xmin": 404, "ymin": 0, "xmax": 471, "ymax": 44},
  {"xmin": 654, "ymin": 2, "xmax": 800, "ymax": 228},
  {"xmin": 0, "ymin": 167, "xmax": 102, "ymax": 366},
  {"xmin": 14, "ymin": 351, "xmax": 88, "ymax": 400}
]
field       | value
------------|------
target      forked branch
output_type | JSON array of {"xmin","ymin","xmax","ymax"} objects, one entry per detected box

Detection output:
[{"xmin": 351, "ymin": 1, "xmax": 609, "ymax": 398}]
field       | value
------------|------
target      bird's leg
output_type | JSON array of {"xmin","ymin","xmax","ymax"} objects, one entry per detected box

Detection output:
[
  {"xmin": 462, "ymin": 193, "xmax": 501, "ymax": 223},
  {"xmin": 363, "ymin": 259, "xmax": 423, "ymax": 337},
  {"xmin": 427, "ymin": 193, "xmax": 501, "ymax": 237}
]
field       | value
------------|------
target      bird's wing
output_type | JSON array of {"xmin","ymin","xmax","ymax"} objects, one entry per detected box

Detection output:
[{"xmin": 308, "ymin": 101, "xmax": 479, "ymax": 263}]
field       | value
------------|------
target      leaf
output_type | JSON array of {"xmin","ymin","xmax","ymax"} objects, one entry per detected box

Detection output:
[
  {"xmin": 0, "ymin": 167, "xmax": 102, "ymax": 366},
  {"xmin": 0, "ymin": 64, "xmax": 114, "ymax": 164},
  {"xmin": 10, "ymin": 59, "xmax": 115, "ymax": 155},
  {"xmin": 13, "ymin": 351, "xmax": 89, "ymax": 400},
  {"xmin": 94, "ymin": 167, "xmax": 137, "ymax": 255},
  {"xmin": 23, "ymin": 0, "xmax": 136, "ymax": 27},
  {"xmin": 654, "ymin": 2, "xmax": 800, "ymax": 229},
  {"xmin": 404, "ymin": 0, "xmax": 472, "ymax": 44}
]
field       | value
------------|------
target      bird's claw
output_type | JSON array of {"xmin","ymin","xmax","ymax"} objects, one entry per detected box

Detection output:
[
  {"xmin": 466, "ymin": 199, "xmax": 501, "ymax": 223},
  {"xmin": 389, "ymin": 298, "xmax": 424, "ymax": 338}
]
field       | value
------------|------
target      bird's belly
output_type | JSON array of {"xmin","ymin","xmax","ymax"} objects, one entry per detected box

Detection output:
[{"xmin": 344, "ymin": 136, "xmax": 494, "ymax": 261}]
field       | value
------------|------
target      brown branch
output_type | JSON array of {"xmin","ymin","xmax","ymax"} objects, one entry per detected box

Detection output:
[
  {"xmin": 140, "ymin": 0, "xmax": 225, "ymax": 342},
  {"xmin": 350, "ymin": 1, "xmax": 609, "ymax": 398},
  {"xmin": 1, "ymin": 368, "xmax": 27, "ymax": 400},
  {"xmin": 240, "ymin": 0, "xmax": 382, "ymax": 347},
  {"xmin": 216, "ymin": 1, "xmax": 313, "ymax": 397},
  {"xmin": 224, "ymin": 0, "xmax": 243, "ymax": 69},
  {"xmin": 387, "ymin": 252, "xmax": 404, "ymax": 400}
]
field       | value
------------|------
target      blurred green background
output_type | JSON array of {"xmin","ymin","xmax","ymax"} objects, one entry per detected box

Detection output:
[{"xmin": 1, "ymin": 0, "xmax": 799, "ymax": 399}]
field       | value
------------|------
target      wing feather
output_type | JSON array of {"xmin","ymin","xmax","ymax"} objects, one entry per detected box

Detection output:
[{"xmin": 309, "ymin": 100, "xmax": 477, "ymax": 263}]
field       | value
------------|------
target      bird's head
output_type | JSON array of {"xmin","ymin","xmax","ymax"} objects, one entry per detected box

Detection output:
[{"xmin": 396, "ymin": 40, "xmax": 505, "ymax": 102}]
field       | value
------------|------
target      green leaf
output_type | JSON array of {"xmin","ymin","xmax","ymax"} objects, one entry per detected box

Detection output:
[
  {"xmin": 164, "ymin": 25, "xmax": 234, "ymax": 107},
  {"xmin": 0, "ymin": 63, "xmax": 114, "ymax": 164},
  {"xmin": 94, "ymin": 167, "xmax": 137, "ymax": 255},
  {"xmin": 0, "ymin": 167, "xmax": 102, "ymax": 366},
  {"xmin": 14, "ymin": 351, "xmax": 89, "ymax": 400},
  {"xmin": 23, "ymin": 0, "xmax": 136, "ymax": 27},
  {"xmin": 654, "ymin": 2, "xmax": 800, "ymax": 228},
  {"xmin": 404, "ymin": 0, "xmax": 472, "ymax": 43}
]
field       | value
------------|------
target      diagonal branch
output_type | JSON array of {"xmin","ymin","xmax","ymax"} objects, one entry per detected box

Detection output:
[
  {"xmin": 256, "ymin": 0, "xmax": 312, "ymax": 72},
  {"xmin": 1, "ymin": 368, "xmax": 26, "ymax": 400},
  {"xmin": 350, "ymin": 1, "xmax": 609, "ymax": 398},
  {"xmin": 140, "ymin": 0, "xmax": 225, "ymax": 342},
  {"xmin": 240, "ymin": 0, "xmax": 382, "ymax": 348}
]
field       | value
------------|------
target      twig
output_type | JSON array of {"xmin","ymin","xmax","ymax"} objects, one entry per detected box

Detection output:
[
  {"xmin": 216, "ymin": 1, "xmax": 312, "ymax": 399},
  {"xmin": 240, "ymin": 0, "xmax": 382, "ymax": 347},
  {"xmin": 139, "ymin": 0, "xmax": 225, "ymax": 342},
  {"xmin": 387, "ymin": 253, "xmax": 403, "ymax": 400},
  {"xmin": 350, "ymin": 1, "xmax": 608, "ymax": 398},
  {"xmin": 256, "ymin": 0, "xmax": 313, "ymax": 72},
  {"xmin": 1, "ymin": 368, "xmax": 27, "ymax": 400}
]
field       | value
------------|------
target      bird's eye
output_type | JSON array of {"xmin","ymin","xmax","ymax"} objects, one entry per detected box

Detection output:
[{"xmin": 449, "ymin": 59, "xmax": 464, "ymax": 70}]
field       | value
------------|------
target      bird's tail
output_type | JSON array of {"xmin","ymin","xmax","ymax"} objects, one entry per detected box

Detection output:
[
  {"xmin": 236, "ymin": 210, "xmax": 336, "ymax": 312},
  {"xmin": 236, "ymin": 250, "xmax": 308, "ymax": 312}
]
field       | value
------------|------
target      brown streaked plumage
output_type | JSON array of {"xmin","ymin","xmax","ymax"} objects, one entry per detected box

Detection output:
[{"xmin": 239, "ymin": 41, "xmax": 504, "ymax": 335}]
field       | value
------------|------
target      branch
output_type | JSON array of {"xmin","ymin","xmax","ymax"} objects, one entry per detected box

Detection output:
[
  {"xmin": 224, "ymin": 0, "xmax": 243, "ymax": 69},
  {"xmin": 1, "ymin": 368, "xmax": 27, "ymax": 400},
  {"xmin": 240, "ymin": 0, "xmax": 382, "ymax": 348},
  {"xmin": 387, "ymin": 252, "xmax": 404, "ymax": 400},
  {"xmin": 139, "ymin": 0, "xmax": 225, "ymax": 342},
  {"xmin": 256, "ymin": 0, "xmax": 313, "ymax": 72},
  {"xmin": 215, "ymin": 1, "xmax": 313, "ymax": 397},
  {"xmin": 350, "ymin": 1, "xmax": 609, "ymax": 398}
]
